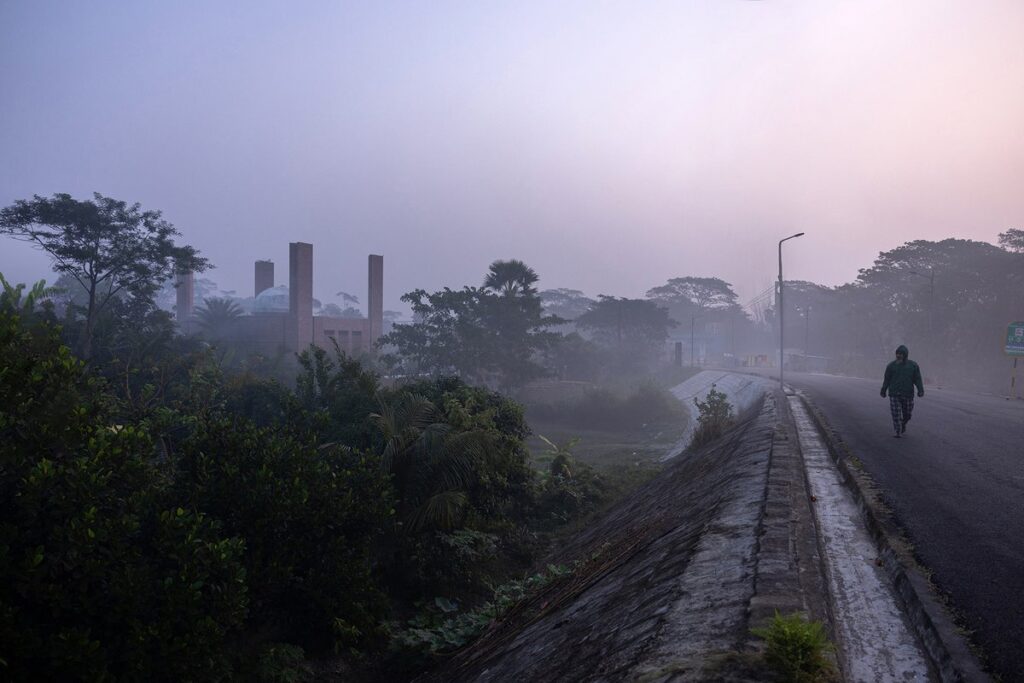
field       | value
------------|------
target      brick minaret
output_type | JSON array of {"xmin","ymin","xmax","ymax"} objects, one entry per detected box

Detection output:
[
  {"xmin": 368, "ymin": 254, "xmax": 384, "ymax": 346},
  {"xmin": 289, "ymin": 243, "xmax": 313, "ymax": 351},
  {"xmin": 255, "ymin": 260, "xmax": 274, "ymax": 297}
]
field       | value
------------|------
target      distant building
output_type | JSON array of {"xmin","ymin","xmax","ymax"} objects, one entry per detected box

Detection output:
[{"xmin": 176, "ymin": 243, "xmax": 384, "ymax": 356}]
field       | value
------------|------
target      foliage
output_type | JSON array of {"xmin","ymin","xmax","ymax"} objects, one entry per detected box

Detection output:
[
  {"xmin": 751, "ymin": 612, "xmax": 835, "ymax": 682},
  {"xmin": 380, "ymin": 260, "xmax": 561, "ymax": 389},
  {"xmin": 646, "ymin": 275, "xmax": 743, "ymax": 313},
  {"xmin": 533, "ymin": 435, "xmax": 611, "ymax": 528},
  {"xmin": 247, "ymin": 643, "xmax": 311, "ymax": 683},
  {"xmin": 691, "ymin": 384, "xmax": 734, "ymax": 448},
  {"xmin": 372, "ymin": 377, "xmax": 538, "ymax": 596},
  {"xmin": 482, "ymin": 258, "xmax": 539, "ymax": 297},
  {"xmin": 293, "ymin": 343, "xmax": 381, "ymax": 448},
  {"xmin": 539, "ymin": 288, "xmax": 596, "ymax": 321},
  {"xmin": 0, "ymin": 193, "xmax": 207, "ymax": 358},
  {"xmin": 0, "ymin": 274, "xmax": 61, "ymax": 320},
  {"xmin": 390, "ymin": 564, "xmax": 572, "ymax": 661},
  {"xmin": 998, "ymin": 228, "xmax": 1024, "ymax": 253},
  {"xmin": 845, "ymin": 238, "xmax": 1022, "ymax": 389},
  {"xmin": 0, "ymin": 312, "xmax": 248, "ymax": 680},
  {"xmin": 195, "ymin": 296, "xmax": 245, "ymax": 340},
  {"xmin": 172, "ymin": 415, "xmax": 393, "ymax": 654},
  {"xmin": 575, "ymin": 296, "xmax": 677, "ymax": 374}
]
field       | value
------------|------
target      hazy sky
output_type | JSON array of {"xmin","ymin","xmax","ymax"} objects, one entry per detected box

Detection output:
[{"xmin": 2, "ymin": 1, "xmax": 1022, "ymax": 313}]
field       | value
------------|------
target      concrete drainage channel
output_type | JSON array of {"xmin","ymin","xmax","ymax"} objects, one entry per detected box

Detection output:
[
  {"xmin": 789, "ymin": 389, "xmax": 991, "ymax": 683},
  {"xmin": 789, "ymin": 394, "xmax": 932, "ymax": 681}
]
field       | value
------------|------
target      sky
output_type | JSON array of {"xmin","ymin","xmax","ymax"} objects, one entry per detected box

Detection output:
[{"xmin": 2, "ymin": 0, "xmax": 1023, "ymax": 314}]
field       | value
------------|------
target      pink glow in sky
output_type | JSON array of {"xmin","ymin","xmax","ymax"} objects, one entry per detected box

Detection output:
[{"xmin": 2, "ymin": 1, "xmax": 1022, "ymax": 310}]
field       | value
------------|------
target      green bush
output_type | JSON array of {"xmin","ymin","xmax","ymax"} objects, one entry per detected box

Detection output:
[
  {"xmin": 0, "ymin": 313, "xmax": 248, "ymax": 680},
  {"xmin": 390, "ymin": 564, "xmax": 572, "ymax": 662},
  {"xmin": 173, "ymin": 416, "xmax": 393, "ymax": 654},
  {"xmin": 751, "ymin": 612, "xmax": 835, "ymax": 682},
  {"xmin": 690, "ymin": 384, "xmax": 734, "ymax": 448},
  {"xmin": 533, "ymin": 435, "xmax": 613, "ymax": 528}
]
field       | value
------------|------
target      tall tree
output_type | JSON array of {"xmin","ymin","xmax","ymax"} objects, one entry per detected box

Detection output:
[
  {"xmin": 0, "ymin": 193, "xmax": 208, "ymax": 359},
  {"xmin": 646, "ymin": 276, "xmax": 742, "ymax": 312},
  {"xmin": 195, "ymin": 297, "xmax": 244, "ymax": 341},
  {"xmin": 576, "ymin": 296, "xmax": 676, "ymax": 350},
  {"xmin": 380, "ymin": 261, "xmax": 559, "ymax": 389},
  {"xmin": 539, "ymin": 288, "xmax": 596, "ymax": 321},
  {"xmin": 998, "ymin": 228, "xmax": 1024, "ymax": 253},
  {"xmin": 483, "ymin": 259, "xmax": 539, "ymax": 297}
]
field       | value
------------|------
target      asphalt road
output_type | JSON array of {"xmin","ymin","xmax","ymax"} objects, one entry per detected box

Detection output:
[{"xmin": 781, "ymin": 371, "xmax": 1024, "ymax": 680}]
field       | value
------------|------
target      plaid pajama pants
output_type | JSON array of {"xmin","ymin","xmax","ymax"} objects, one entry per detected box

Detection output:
[{"xmin": 889, "ymin": 394, "xmax": 914, "ymax": 434}]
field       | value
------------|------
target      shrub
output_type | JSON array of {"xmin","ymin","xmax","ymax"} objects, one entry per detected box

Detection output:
[
  {"xmin": 533, "ymin": 435, "xmax": 612, "ymax": 528},
  {"xmin": 690, "ymin": 384, "xmax": 734, "ymax": 448},
  {"xmin": 751, "ymin": 612, "xmax": 835, "ymax": 682},
  {"xmin": 390, "ymin": 564, "xmax": 572, "ymax": 662},
  {"xmin": 0, "ymin": 313, "xmax": 248, "ymax": 680},
  {"xmin": 172, "ymin": 416, "xmax": 393, "ymax": 655}
]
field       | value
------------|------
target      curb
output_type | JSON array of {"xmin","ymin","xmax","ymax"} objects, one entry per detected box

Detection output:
[{"xmin": 794, "ymin": 390, "xmax": 991, "ymax": 683}]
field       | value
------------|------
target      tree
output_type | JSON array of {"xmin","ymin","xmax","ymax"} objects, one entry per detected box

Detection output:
[
  {"xmin": 195, "ymin": 297, "xmax": 244, "ymax": 340},
  {"xmin": 0, "ymin": 193, "xmax": 208, "ymax": 359},
  {"xmin": 575, "ymin": 296, "xmax": 676, "ymax": 350},
  {"xmin": 645, "ymin": 276, "xmax": 742, "ymax": 313},
  {"xmin": 645, "ymin": 276, "xmax": 749, "ymax": 360},
  {"xmin": 998, "ymin": 228, "xmax": 1024, "ymax": 253},
  {"xmin": 574, "ymin": 296, "xmax": 676, "ymax": 375},
  {"xmin": 539, "ymin": 288, "xmax": 596, "ymax": 321},
  {"xmin": 482, "ymin": 259, "xmax": 538, "ymax": 297},
  {"xmin": 380, "ymin": 261, "xmax": 560, "ymax": 389}
]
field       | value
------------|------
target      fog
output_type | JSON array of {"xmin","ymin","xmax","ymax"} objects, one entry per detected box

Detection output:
[{"xmin": 3, "ymin": 1, "xmax": 1023, "ymax": 311}]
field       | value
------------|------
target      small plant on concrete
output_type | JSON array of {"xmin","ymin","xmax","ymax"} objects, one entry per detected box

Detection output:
[
  {"xmin": 691, "ymin": 384, "xmax": 734, "ymax": 448},
  {"xmin": 752, "ymin": 611, "xmax": 835, "ymax": 682}
]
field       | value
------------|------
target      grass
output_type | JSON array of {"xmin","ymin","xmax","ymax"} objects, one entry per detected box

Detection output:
[{"xmin": 525, "ymin": 417, "xmax": 685, "ymax": 470}]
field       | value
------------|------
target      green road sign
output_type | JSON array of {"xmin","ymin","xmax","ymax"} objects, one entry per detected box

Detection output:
[{"xmin": 1007, "ymin": 322, "xmax": 1024, "ymax": 356}]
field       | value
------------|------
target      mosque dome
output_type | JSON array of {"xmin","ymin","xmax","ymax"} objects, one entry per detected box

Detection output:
[{"xmin": 253, "ymin": 285, "xmax": 289, "ymax": 313}]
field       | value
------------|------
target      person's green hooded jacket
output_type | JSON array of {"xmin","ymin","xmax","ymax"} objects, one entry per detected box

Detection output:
[{"xmin": 881, "ymin": 345, "xmax": 924, "ymax": 397}]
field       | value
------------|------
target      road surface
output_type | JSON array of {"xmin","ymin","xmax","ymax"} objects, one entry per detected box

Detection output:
[{"xmin": 782, "ymin": 371, "xmax": 1024, "ymax": 680}]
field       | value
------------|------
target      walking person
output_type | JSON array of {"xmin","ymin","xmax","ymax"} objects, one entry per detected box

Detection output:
[{"xmin": 880, "ymin": 344, "xmax": 924, "ymax": 438}]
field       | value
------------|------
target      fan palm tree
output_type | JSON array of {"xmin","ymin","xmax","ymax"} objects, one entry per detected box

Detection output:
[
  {"xmin": 195, "ymin": 297, "xmax": 243, "ymax": 340},
  {"xmin": 483, "ymin": 259, "xmax": 539, "ymax": 298}
]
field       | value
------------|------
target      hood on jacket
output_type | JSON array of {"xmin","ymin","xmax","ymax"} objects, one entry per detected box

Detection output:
[{"xmin": 895, "ymin": 344, "xmax": 909, "ymax": 358}]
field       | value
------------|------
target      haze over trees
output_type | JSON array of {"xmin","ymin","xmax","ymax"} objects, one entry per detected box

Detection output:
[
  {"xmin": 379, "ymin": 259, "xmax": 562, "ymax": 390},
  {"xmin": 0, "ymin": 193, "xmax": 207, "ymax": 359}
]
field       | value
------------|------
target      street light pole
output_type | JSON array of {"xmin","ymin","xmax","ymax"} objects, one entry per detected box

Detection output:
[{"xmin": 778, "ymin": 232, "xmax": 805, "ymax": 391}]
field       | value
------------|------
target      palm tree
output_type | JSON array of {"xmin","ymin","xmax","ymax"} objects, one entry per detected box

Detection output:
[
  {"xmin": 195, "ymin": 297, "xmax": 243, "ymax": 340},
  {"xmin": 483, "ymin": 259, "xmax": 539, "ymax": 297},
  {"xmin": 370, "ymin": 391, "xmax": 492, "ymax": 532}
]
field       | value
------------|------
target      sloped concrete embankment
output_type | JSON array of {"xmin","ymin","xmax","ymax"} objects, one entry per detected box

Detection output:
[
  {"xmin": 422, "ymin": 390, "xmax": 827, "ymax": 682},
  {"xmin": 662, "ymin": 371, "xmax": 775, "ymax": 461}
]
